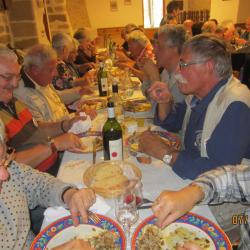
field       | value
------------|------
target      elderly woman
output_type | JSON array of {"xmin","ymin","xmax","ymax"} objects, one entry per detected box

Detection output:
[
  {"xmin": 0, "ymin": 119, "xmax": 96, "ymax": 249},
  {"xmin": 116, "ymin": 30, "xmax": 155, "ymax": 80},
  {"xmin": 52, "ymin": 32, "xmax": 93, "ymax": 91},
  {"xmin": 73, "ymin": 28, "xmax": 97, "ymax": 69}
]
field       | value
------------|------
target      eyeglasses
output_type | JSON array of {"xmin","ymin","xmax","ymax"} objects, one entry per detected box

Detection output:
[
  {"xmin": 0, "ymin": 147, "xmax": 15, "ymax": 169},
  {"xmin": 178, "ymin": 60, "xmax": 207, "ymax": 69},
  {"xmin": 0, "ymin": 73, "xmax": 21, "ymax": 82}
]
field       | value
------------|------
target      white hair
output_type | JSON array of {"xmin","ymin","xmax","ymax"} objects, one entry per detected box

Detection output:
[
  {"xmin": 52, "ymin": 32, "xmax": 73, "ymax": 55},
  {"xmin": 23, "ymin": 44, "xmax": 57, "ymax": 71},
  {"xmin": 0, "ymin": 46, "xmax": 18, "ymax": 63},
  {"xmin": 127, "ymin": 30, "xmax": 149, "ymax": 47}
]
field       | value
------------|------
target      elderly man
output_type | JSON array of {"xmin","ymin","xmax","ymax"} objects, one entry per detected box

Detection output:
[
  {"xmin": 139, "ymin": 34, "xmax": 250, "ymax": 240},
  {"xmin": 14, "ymin": 44, "xmax": 96, "ymax": 123},
  {"xmin": 140, "ymin": 34, "xmax": 250, "ymax": 179},
  {"xmin": 0, "ymin": 46, "xmax": 85, "ymax": 174},
  {"xmin": 0, "ymin": 119, "xmax": 95, "ymax": 249},
  {"xmin": 140, "ymin": 24, "xmax": 186, "ymax": 104}
]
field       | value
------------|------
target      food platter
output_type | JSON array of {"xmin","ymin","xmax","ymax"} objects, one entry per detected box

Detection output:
[
  {"xmin": 127, "ymin": 130, "xmax": 180, "ymax": 156},
  {"xmin": 83, "ymin": 160, "xmax": 142, "ymax": 198},
  {"xmin": 68, "ymin": 98, "xmax": 107, "ymax": 111},
  {"xmin": 30, "ymin": 214, "xmax": 126, "ymax": 250},
  {"xmin": 131, "ymin": 213, "xmax": 232, "ymax": 250},
  {"xmin": 123, "ymin": 99, "xmax": 152, "ymax": 113},
  {"xmin": 80, "ymin": 136, "xmax": 103, "ymax": 153},
  {"xmin": 80, "ymin": 98, "xmax": 107, "ymax": 110}
]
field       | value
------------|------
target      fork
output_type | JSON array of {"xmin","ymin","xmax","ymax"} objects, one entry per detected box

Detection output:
[{"xmin": 88, "ymin": 211, "xmax": 101, "ymax": 224}]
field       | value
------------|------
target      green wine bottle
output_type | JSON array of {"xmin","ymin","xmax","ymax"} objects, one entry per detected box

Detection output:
[
  {"xmin": 97, "ymin": 62, "xmax": 108, "ymax": 96},
  {"xmin": 103, "ymin": 102, "xmax": 123, "ymax": 160}
]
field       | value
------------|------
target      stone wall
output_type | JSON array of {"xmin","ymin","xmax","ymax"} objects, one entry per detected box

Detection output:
[
  {"xmin": 46, "ymin": 0, "xmax": 73, "ymax": 37},
  {"xmin": 0, "ymin": 0, "xmax": 74, "ymax": 49},
  {"xmin": 66, "ymin": 0, "xmax": 90, "ymax": 32},
  {"xmin": 0, "ymin": 11, "xmax": 11, "ymax": 46}
]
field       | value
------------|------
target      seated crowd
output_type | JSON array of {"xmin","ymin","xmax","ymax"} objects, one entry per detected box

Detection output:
[{"xmin": 0, "ymin": 11, "xmax": 250, "ymax": 250}]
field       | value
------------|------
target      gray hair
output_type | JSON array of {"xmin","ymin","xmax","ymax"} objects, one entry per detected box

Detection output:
[
  {"xmin": 158, "ymin": 24, "xmax": 188, "ymax": 53},
  {"xmin": 0, "ymin": 45, "xmax": 18, "ymax": 62},
  {"xmin": 23, "ymin": 44, "xmax": 57, "ymax": 71},
  {"xmin": 183, "ymin": 34, "xmax": 232, "ymax": 78},
  {"xmin": 52, "ymin": 32, "xmax": 73, "ymax": 55},
  {"xmin": 127, "ymin": 30, "xmax": 149, "ymax": 47},
  {"xmin": 201, "ymin": 21, "xmax": 217, "ymax": 33}
]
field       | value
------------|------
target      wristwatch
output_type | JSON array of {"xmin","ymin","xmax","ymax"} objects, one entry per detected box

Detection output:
[{"xmin": 162, "ymin": 153, "xmax": 173, "ymax": 164}]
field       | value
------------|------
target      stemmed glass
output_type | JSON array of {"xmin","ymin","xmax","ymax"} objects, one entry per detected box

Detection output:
[{"xmin": 115, "ymin": 190, "xmax": 139, "ymax": 243}]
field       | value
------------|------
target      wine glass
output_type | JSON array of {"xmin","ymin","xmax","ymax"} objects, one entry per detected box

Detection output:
[{"xmin": 115, "ymin": 190, "xmax": 139, "ymax": 242}]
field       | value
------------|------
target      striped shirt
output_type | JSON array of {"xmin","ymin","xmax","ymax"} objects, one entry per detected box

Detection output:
[{"xmin": 193, "ymin": 165, "xmax": 250, "ymax": 250}]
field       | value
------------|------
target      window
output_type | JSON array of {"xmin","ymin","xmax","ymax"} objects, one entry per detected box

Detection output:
[{"xmin": 143, "ymin": 0, "xmax": 163, "ymax": 28}]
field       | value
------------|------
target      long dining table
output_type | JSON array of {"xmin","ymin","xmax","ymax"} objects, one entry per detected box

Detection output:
[
  {"xmin": 40, "ymin": 78, "xmax": 219, "ymax": 249},
  {"xmin": 41, "ymin": 111, "xmax": 218, "ymax": 231}
]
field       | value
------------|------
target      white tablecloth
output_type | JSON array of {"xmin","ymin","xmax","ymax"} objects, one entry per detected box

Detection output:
[
  {"xmin": 41, "ymin": 90, "xmax": 218, "ymax": 248},
  {"xmin": 42, "ymin": 146, "xmax": 217, "ymax": 231}
]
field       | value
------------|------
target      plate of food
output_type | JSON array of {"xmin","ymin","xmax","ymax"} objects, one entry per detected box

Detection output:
[
  {"xmin": 80, "ymin": 136, "xmax": 103, "ymax": 153},
  {"xmin": 127, "ymin": 130, "xmax": 181, "ymax": 156},
  {"xmin": 124, "ymin": 99, "xmax": 152, "ymax": 113},
  {"xmin": 131, "ymin": 213, "xmax": 232, "ymax": 250},
  {"xmin": 69, "ymin": 98, "xmax": 107, "ymax": 111},
  {"xmin": 31, "ymin": 214, "xmax": 126, "ymax": 250},
  {"xmin": 81, "ymin": 98, "xmax": 107, "ymax": 110},
  {"xmin": 83, "ymin": 160, "xmax": 142, "ymax": 198}
]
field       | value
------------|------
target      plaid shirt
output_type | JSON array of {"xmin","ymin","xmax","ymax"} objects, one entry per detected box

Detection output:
[{"xmin": 193, "ymin": 165, "xmax": 250, "ymax": 250}]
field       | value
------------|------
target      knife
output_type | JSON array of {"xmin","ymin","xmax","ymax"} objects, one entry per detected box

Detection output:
[
  {"xmin": 137, "ymin": 205, "xmax": 152, "ymax": 210},
  {"xmin": 92, "ymin": 137, "xmax": 97, "ymax": 164}
]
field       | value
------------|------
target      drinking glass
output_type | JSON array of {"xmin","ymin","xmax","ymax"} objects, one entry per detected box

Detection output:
[{"xmin": 115, "ymin": 190, "xmax": 139, "ymax": 241}]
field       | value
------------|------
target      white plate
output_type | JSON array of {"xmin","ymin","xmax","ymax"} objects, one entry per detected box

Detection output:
[{"xmin": 47, "ymin": 224, "xmax": 103, "ymax": 249}]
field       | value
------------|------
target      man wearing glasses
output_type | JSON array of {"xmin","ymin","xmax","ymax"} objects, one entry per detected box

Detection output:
[{"xmin": 139, "ymin": 34, "xmax": 250, "ymax": 241}]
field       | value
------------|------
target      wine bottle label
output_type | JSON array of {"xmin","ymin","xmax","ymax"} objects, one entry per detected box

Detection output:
[
  {"xmin": 109, "ymin": 138, "xmax": 123, "ymax": 160},
  {"xmin": 101, "ymin": 78, "xmax": 108, "ymax": 91},
  {"xmin": 107, "ymin": 107, "xmax": 115, "ymax": 118}
]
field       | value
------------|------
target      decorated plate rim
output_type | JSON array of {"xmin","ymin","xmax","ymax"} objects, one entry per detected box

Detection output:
[
  {"xmin": 30, "ymin": 214, "xmax": 126, "ymax": 250},
  {"xmin": 131, "ymin": 212, "xmax": 232, "ymax": 250}
]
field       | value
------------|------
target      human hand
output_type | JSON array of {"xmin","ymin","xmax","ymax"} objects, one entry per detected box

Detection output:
[
  {"xmin": 176, "ymin": 242, "xmax": 203, "ymax": 250},
  {"xmin": 152, "ymin": 185, "xmax": 204, "ymax": 229},
  {"xmin": 62, "ymin": 116, "xmax": 87, "ymax": 132},
  {"xmin": 147, "ymin": 81, "xmax": 172, "ymax": 104},
  {"xmin": 138, "ymin": 58, "xmax": 160, "ymax": 81},
  {"xmin": 63, "ymin": 188, "xmax": 96, "ymax": 226},
  {"xmin": 115, "ymin": 50, "xmax": 131, "ymax": 63},
  {"xmin": 138, "ymin": 130, "xmax": 172, "ymax": 160},
  {"xmin": 81, "ymin": 107, "xmax": 97, "ymax": 120},
  {"xmin": 53, "ymin": 133, "xmax": 86, "ymax": 153}
]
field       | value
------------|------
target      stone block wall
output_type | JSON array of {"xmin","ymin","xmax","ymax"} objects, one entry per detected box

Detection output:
[
  {"xmin": 0, "ymin": 0, "xmax": 74, "ymax": 49},
  {"xmin": 0, "ymin": 11, "xmax": 11, "ymax": 46},
  {"xmin": 46, "ymin": 0, "xmax": 73, "ymax": 36},
  {"xmin": 66, "ymin": 0, "xmax": 90, "ymax": 32}
]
